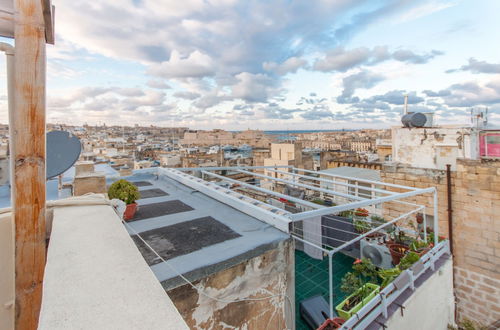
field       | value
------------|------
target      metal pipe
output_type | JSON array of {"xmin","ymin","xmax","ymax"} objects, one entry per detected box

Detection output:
[
  {"xmin": 176, "ymin": 165, "xmax": 292, "ymax": 171},
  {"xmin": 292, "ymin": 187, "xmax": 435, "ymax": 221},
  {"xmin": 237, "ymin": 169, "xmax": 366, "ymax": 202},
  {"xmin": 329, "ymin": 253, "xmax": 333, "ymax": 319},
  {"xmin": 201, "ymin": 170, "xmax": 325, "ymax": 210},
  {"xmin": 0, "ymin": 42, "xmax": 15, "ymax": 190},
  {"xmin": 433, "ymin": 190, "xmax": 439, "ymax": 245},
  {"xmin": 295, "ymin": 167, "xmax": 419, "ymax": 191},
  {"xmin": 264, "ymin": 168, "xmax": 397, "ymax": 196},
  {"xmin": 446, "ymin": 163, "xmax": 458, "ymax": 325},
  {"xmin": 446, "ymin": 164, "xmax": 453, "ymax": 254}
]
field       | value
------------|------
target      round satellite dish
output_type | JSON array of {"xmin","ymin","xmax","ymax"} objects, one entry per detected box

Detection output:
[{"xmin": 47, "ymin": 130, "xmax": 82, "ymax": 179}]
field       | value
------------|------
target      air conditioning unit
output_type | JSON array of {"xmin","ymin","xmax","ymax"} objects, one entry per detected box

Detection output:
[{"xmin": 360, "ymin": 239, "xmax": 393, "ymax": 269}]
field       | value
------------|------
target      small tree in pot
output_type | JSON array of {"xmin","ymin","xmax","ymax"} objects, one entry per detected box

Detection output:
[{"xmin": 108, "ymin": 179, "xmax": 141, "ymax": 220}]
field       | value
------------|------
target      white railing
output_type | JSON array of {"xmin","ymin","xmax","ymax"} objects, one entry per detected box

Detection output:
[{"xmin": 340, "ymin": 240, "xmax": 451, "ymax": 329}]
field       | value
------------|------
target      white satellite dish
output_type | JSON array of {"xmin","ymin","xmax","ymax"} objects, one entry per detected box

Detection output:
[{"xmin": 46, "ymin": 130, "xmax": 81, "ymax": 179}]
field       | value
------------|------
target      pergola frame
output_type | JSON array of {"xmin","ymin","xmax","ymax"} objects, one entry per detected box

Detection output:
[
  {"xmin": 171, "ymin": 165, "xmax": 440, "ymax": 322},
  {"xmin": 177, "ymin": 165, "xmax": 438, "ymax": 243}
]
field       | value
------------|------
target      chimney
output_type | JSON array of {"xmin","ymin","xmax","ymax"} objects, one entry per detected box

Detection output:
[{"xmin": 403, "ymin": 94, "xmax": 409, "ymax": 115}]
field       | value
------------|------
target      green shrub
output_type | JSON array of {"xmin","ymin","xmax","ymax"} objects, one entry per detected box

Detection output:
[{"xmin": 108, "ymin": 179, "xmax": 140, "ymax": 204}]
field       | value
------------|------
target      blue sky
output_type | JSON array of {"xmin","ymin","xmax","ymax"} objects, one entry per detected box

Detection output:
[{"xmin": 1, "ymin": 0, "xmax": 499, "ymax": 129}]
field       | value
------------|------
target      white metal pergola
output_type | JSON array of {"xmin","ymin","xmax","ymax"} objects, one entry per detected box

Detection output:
[{"xmin": 158, "ymin": 165, "xmax": 442, "ymax": 325}]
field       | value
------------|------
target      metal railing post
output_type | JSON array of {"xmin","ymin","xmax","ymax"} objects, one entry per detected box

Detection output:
[
  {"xmin": 329, "ymin": 251, "xmax": 333, "ymax": 319},
  {"xmin": 433, "ymin": 190, "xmax": 439, "ymax": 245}
]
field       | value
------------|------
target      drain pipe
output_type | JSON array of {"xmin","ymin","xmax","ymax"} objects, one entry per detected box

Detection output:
[
  {"xmin": 446, "ymin": 164, "xmax": 454, "ymax": 254},
  {"xmin": 446, "ymin": 163, "xmax": 458, "ymax": 324},
  {"xmin": 0, "ymin": 42, "xmax": 15, "ymax": 192}
]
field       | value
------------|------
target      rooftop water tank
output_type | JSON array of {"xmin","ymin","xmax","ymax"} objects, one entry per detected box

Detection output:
[{"xmin": 402, "ymin": 112, "xmax": 427, "ymax": 128}]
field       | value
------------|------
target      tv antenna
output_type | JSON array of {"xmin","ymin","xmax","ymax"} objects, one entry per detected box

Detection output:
[{"xmin": 470, "ymin": 107, "xmax": 488, "ymax": 129}]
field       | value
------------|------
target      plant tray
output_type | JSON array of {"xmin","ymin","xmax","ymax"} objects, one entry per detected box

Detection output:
[{"xmin": 335, "ymin": 283, "xmax": 380, "ymax": 320}]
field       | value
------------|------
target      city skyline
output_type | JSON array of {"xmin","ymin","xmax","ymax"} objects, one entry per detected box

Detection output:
[{"xmin": 1, "ymin": 0, "xmax": 499, "ymax": 130}]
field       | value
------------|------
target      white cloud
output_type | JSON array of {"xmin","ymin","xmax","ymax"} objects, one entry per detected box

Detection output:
[
  {"xmin": 394, "ymin": 1, "xmax": 456, "ymax": 24},
  {"xmin": 147, "ymin": 50, "xmax": 215, "ymax": 79},
  {"xmin": 263, "ymin": 57, "xmax": 307, "ymax": 75},
  {"xmin": 231, "ymin": 72, "xmax": 277, "ymax": 103},
  {"xmin": 146, "ymin": 79, "xmax": 172, "ymax": 89}
]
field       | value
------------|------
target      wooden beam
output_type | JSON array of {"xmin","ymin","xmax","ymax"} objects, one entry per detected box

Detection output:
[{"xmin": 13, "ymin": 0, "xmax": 47, "ymax": 328}]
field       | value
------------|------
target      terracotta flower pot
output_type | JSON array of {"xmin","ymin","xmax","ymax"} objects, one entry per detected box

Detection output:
[
  {"xmin": 388, "ymin": 243, "xmax": 409, "ymax": 265},
  {"xmin": 123, "ymin": 202, "xmax": 138, "ymax": 221},
  {"xmin": 318, "ymin": 317, "xmax": 346, "ymax": 330}
]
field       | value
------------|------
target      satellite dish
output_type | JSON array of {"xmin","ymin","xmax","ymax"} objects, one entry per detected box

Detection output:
[{"xmin": 46, "ymin": 130, "xmax": 82, "ymax": 179}]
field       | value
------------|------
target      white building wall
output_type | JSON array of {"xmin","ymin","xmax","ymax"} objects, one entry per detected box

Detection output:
[
  {"xmin": 386, "ymin": 258, "xmax": 455, "ymax": 330},
  {"xmin": 392, "ymin": 127, "xmax": 476, "ymax": 170}
]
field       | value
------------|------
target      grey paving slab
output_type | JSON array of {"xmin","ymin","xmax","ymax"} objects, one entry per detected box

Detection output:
[
  {"xmin": 132, "ymin": 216, "xmax": 241, "ymax": 266},
  {"xmin": 139, "ymin": 188, "xmax": 169, "ymax": 199},
  {"xmin": 130, "ymin": 200, "xmax": 194, "ymax": 221}
]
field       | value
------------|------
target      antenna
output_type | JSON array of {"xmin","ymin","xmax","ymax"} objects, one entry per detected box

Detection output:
[{"xmin": 46, "ymin": 130, "xmax": 82, "ymax": 179}]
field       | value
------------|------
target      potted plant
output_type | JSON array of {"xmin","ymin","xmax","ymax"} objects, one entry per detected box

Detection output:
[
  {"xmin": 354, "ymin": 207, "xmax": 369, "ymax": 218},
  {"xmin": 409, "ymin": 239, "xmax": 431, "ymax": 256},
  {"xmin": 378, "ymin": 267, "xmax": 401, "ymax": 288},
  {"xmin": 364, "ymin": 215, "xmax": 389, "ymax": 241},
  {"xmin": 317, "ymin": 317, "xmax": 345, "ymax": 330},
  {"xmin": 336, "ymin": 259, "xmax": 380, "ymax": 320},
  {"xmin": 398, "ymin": 251, "xmax": 420, "ymax": 270},
  {"xmin": 338, "ymin": 210, "xmax": 354, "ymax": 218},
  {"xmin": 388, "ymin": 243, "xmax": 409, "ymax": 265},
  {"xmin": 353, "ymin": 218, "xmax": 371, "ymax": 234},
  {"xmin": 108, "ymin": 179, "xmax": 141, "ymax": 220},
  {"xmin": 336, "ymin": 282, "xmax": 380, "ymax": 320}
]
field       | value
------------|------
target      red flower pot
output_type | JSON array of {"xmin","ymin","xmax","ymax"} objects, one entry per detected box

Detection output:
[
  {"xmin": 123, "ymin": 202, "xmax": 138, "ymax": 221},
  {"xmin": 388, "ymin": 243, "xmax": 409, "ymax": 265},
  {"xmin": 318, "ymin": 317, "xmax": 345, "ymax": 330}
]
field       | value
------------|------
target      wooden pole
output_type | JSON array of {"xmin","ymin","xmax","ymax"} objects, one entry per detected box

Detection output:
[{"xmin": 13, "ymin": 0, "xmax": 47, "ymax": 328}]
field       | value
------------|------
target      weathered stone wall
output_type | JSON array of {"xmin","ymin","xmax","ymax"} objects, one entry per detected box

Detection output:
[
  {"xmin": 167, "ymin": 240, "xmax": 294, "ymax": 330},
  {"xmin": 453, "ymin": 159, "xmax": 500, "ymax": 324},
  {"xmin": 381, "ymin": 159, "xmax": 500, "ymax": 326}
]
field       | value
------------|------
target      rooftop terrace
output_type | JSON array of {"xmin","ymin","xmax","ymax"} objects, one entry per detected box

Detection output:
[
  {"xmin": 1, "ymin": 165, "xmax": 453, "ymax": 329},
  {"xmin": 121, "ymin": 171, "xmax": 289, "ymax": 290}
]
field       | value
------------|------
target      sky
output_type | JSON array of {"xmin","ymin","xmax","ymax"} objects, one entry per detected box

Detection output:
[{"xmin": 1, "ymin": 0, "xmax": 500, "ymax": 130}]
